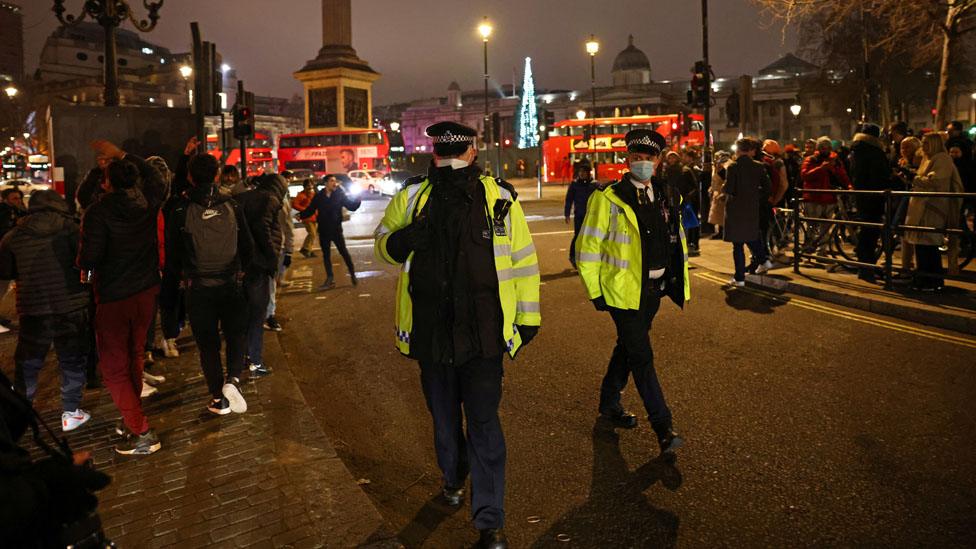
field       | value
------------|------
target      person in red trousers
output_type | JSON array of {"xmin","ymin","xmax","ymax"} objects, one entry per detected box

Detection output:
[{"xmin": 78, "ymin": 140, "xmax": 168, "ymax": 456}]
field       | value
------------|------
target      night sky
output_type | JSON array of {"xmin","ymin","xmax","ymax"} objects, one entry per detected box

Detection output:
[{"xmin": 20, "ymin": 0, "xmax": 796, "ymax": 104}]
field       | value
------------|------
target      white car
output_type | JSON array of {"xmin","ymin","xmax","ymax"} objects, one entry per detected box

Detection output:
[{"xmin": 347, "ymin": 169, "xmax": 386, "ymax": 195}]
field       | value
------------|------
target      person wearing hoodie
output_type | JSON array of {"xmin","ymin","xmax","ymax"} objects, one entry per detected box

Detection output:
[
  {"xmin": 0, "ymin": 190, "xmax": 93, "ymax": 432},
  {"xmin": 77, "ymin": 140, "xmax": 167, "ymax": 456},
  {"xmin": 235, "ymin": 173, "xmax": 283, "ymax": 377},
  {"xmin": 849, "ymin": 123, "xmax": 893, "ymax": 282},
  {"xmin": 265, "ymin": 175, "xmax": 293, "ymax": 332},
  {"xmin": 166, "ymin": 153, "xmax": 254, "ymax": 415}
]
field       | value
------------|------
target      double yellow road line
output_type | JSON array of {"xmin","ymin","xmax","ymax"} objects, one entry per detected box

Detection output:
[{"xmin": 694, "ymin": 271, "xmax": 976, "ymax": 350}]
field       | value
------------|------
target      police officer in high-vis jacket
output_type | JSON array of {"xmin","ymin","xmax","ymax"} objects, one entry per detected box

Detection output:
[
  {"xmin": 374, "ymin": 121, "xmax": 541, "ymax": 549},
  {"xmin": 576, "ymin": 129, "xmax": 690, "ymax": 456}
]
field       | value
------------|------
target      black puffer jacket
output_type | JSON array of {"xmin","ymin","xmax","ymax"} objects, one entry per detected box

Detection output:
[
  {"xmin": 0, "ymin": 191, "xmax": 90, "ymax": 316},
  {"xmin": 235, "ymin": 175, "xmax": 283, "ymax": 275},
  {"xmin": 77, "ymin": 154, "xmax": 168, "ymax": 303}
]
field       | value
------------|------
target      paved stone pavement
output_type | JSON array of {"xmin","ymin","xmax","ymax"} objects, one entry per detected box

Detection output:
[{"xmin": 1, "ymin": 330, "xmax": 400, "ymax": 548}]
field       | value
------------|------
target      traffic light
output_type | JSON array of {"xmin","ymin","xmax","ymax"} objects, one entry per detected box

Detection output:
[
  {"xmin": 233, "ymin": 93, "xmax": 255, "ymax": 139},
  {"xmin": 544, "ymin": 110, "xmax": 555, "ymax": 129},
  {"xmin": 688, "ymin": 61, "xmax": 709, "ymax": 108},
  {"xmin": 490, "ymin": 112, "xmax": 501, "ymax": 145}
]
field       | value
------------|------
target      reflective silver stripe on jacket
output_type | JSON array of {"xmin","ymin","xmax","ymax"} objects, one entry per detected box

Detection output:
[
  {"xmin": 493, "ymin": 244, "xmax": 511, "ymax": 257},
  {"xmin": 404, "ymin": 181, "xmax": 429, "ymax": 220},
  {"xmin": 512, "ymin": 264, "xmax": 539, "ymax": 278},
  {"xmin": 511, "ymin": 242, "xmax": 536, "ymax": 263},
  {"xmin": 516, "ymin": 301, "xmax": 541, "ymax": 313},
  {"xmin": 580, "ymin": 225, "xmax": 607, "ymax": 240},
  {"xmin": 577, "ymin": 252, "xmax": 629, "ymax": 269}
]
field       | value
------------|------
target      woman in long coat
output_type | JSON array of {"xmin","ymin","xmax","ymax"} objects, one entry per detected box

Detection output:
[
  {"xmin": 904, "ymin": 132, "xmax": 964, "ymax": 291},
  {"xmin": 708, "ymin": 152, "xmax": 731, "ymax": 238}
]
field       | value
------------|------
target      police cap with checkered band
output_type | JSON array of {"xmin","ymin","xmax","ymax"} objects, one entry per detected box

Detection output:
[
  {"xmin": 624, "ymin": 128, "xmax": 666, "ymax": 156},
  {"xmin": 426, "ymin": 121, "xmax": 478, "ymax": 157}
]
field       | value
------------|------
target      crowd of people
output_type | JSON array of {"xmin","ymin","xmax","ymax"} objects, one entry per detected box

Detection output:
[
  {"xmin": 0, "ymin": 135, "xmax": 355, "ymax": 457},
  {"xmin": 692, "ymin": 120, "xmax": 972, "ymax": 290}
]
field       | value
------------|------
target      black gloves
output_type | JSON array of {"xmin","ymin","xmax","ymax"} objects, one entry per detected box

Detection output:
[
  {"xmin": 282, "ymin": 253, "xmax": 292, "ymax": 268},
  {"xmin": 399, "ymin": 216, "xmax": 432, "ymax": 252},
  {"xmin": 592, "ymin": 296, "xmax": 609, "ymax": 311},
  {"xmin": 517, "ymin": 325, "xmax": 539, "ymax": 347}
]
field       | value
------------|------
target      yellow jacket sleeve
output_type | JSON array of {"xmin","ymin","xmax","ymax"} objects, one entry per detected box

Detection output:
[
  {"xmin": 373, "ymin": 186, "xmax": 412, "ymax": 265},
  {"xmin": 509, "ymin": 199, "xmax": 541, "ymax": 326},
  {"xmin": 576, "ymin": 190, "xmax": 610, "ymax": 300}
]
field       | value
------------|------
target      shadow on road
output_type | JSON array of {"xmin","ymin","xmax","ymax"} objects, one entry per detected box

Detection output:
[
  {"xmin": 540, "ymin": 269, "xmax": 579, "ymax": 283},
  {"xmin": 723, "ymin": 287, "xmax": 787, "ymax": 314},
  {"xmin": 396, "ymin": 494, "xmax": 465, "ymax": 548},
  {"xmin": 530, "ymin": 420, "xmax": 682, "ymax": 548}
]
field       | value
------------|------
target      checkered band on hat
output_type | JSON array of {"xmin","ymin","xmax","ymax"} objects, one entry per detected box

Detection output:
[
  {"xmin": 629, "ymin": 135, "xmax": 661, "ymax": 152},
  {"xmin": 431, "ymin": 131, "xmax": 476, "ymax": 144}
]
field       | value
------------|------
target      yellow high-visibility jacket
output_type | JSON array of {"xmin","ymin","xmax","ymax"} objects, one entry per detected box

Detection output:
[
  {"xmin": 576, "ymin": 178, "xmax": 691, "ymax": 310},
  {"xmin": 374, "ymin": 174, "xmax": 541, "ymax": 358}
]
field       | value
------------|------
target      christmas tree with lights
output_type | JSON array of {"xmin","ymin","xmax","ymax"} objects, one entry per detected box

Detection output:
[{"xmin": 517, "ymin": 57, "xmax": 539, "ymax": 149}]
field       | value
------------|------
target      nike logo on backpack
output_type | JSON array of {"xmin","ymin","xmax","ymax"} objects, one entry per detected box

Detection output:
[{"xmin": 201, "ymin": 209, "xmax": 222, "ymax": 220}]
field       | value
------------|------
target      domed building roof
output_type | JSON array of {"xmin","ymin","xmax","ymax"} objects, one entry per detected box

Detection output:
[{"xmin": 612, "ymin": 35, "xmax": 650, "ymax": 72}]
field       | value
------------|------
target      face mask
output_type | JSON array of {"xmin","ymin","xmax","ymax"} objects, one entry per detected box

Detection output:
[
  {"xmin": 630, "ymin": 160, "xmax": 656, "ymax": 182},
  {"xmin": 435, "ymin": 158, "xmax": 470, "ymax": 170}
]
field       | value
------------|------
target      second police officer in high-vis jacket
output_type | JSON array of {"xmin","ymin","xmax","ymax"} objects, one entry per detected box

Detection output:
[
  {"xmin": 374, "ymin": 121, "xmax": 540, "ymax": 549},
  {"xmin": 576, "ymin": 128, "xmax": 690, "ymax": 456}
]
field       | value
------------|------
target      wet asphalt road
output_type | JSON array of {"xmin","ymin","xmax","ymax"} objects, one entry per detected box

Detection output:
[{"xmin": 277, "ymin": 196, "xmax": 976, "ymax": 548}]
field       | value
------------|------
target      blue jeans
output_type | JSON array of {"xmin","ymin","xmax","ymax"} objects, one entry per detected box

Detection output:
[
  {"xmin": 245, "ymin": 271, "xmax": 271, "ymax": 365},
  {"xmin": 732, "ymin": 240, "xmax": 768, "ymax": 281},
  {"xmin": 14, "ymin": 310, "xmax": 90, "ymax": 412}
]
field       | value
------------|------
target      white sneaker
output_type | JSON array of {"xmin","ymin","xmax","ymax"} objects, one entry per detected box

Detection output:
[
  {"xmin": 162, "ymin": 338, "xmax": 180, "ymax": 358},
  {"xmin": 141, "ymin": 384, "xmax": 158, "ymax": 398},
  {"xmin": 755, "ymin": 260, "xmax": 774, "ymax": 275},
  {"xmin": 728, "ymin": 278, "xmax": 745, "ymax": 288},
  {"xmin": 222, "ymin": 379, "xmax": 247, "ymax": 414},
  {"xmin": 62, "ymin": 409, "xmax": 91, "ymax": 432},
  {"xmin": 143, "ymin": 370, "xmax": 166, "ymax": 386}
]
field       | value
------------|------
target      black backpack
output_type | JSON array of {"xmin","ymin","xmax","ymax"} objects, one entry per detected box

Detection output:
[{"xmin": 183, "ymin": 200, "xmax": 238, "ymax": 282}]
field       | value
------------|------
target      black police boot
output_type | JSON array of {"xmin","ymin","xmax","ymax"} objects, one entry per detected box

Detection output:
[
  {"xmin": 442, "ymin": 485, "xmax": 464, "ymax": 506},
  {"xmin": 600, "ymin": 410, "xmax": 638, "ymax": 429},
  {"xmin": 477, "ymin": 528, "xmax": 508, "ymax": 549},
  {"xmin": 656, "ymin": 428, "xmax": 684, "ymax": 456}
]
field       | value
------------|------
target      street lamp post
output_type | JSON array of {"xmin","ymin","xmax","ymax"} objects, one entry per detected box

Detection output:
[
  {"xmin": 585, "ymin": 35, "xmax": 599, "ymax": 173},
  {"xmin": 53, "ymin": 0, "xmax": 165, "ymax": 107},
  {"xmin": 478, "ymin": 17, "xmax": 493, "ymax": 174},
  {"xmin": 790, "ymin": 102, "xmax": 802, "ymax": 141},
  {"xmin": 4, "ymin": 86, "xmax": 17, "ymax": 99}
]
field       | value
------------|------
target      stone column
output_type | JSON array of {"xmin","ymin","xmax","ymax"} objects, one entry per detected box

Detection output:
[{"xmin": 322, "ymin": 0, "xmax": 352, "ymax": 47}]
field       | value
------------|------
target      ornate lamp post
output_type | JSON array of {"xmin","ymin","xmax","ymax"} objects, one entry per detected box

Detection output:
[
  {"xmin": 585, "ymin": 35, "xmax": 599, "ymax": 150},
  {"xmin": 53, "ymin": 0, "xmax": 165, "ymax": 107}
]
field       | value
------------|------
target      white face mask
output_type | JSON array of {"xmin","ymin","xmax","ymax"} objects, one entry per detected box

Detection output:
[
  {"xmin": 629, "ymin": 160, "xmax": 657, "ymax": 182},
  {"xmin": 435, "ymin": 158, "xmax": 470, "ymax": 170}
]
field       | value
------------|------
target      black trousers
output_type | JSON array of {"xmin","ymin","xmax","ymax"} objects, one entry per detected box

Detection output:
[
  {"xmin": 914, "ymin": 245, "xmax": 945, "ymax": 289},
  {"xmin": 319, "ymin": 231, "xmax": 355, "ymax": 280},
  {"xmin": 419, "ymin": 355, "xmax": 506, "ymax": 530},
  {"xmin": 599, "ymin": 286, "xmax": 673, "ymax": 435},
  {"xmin": 187, "ymin": 282, "xmax": 247, "ymax": 399},
  {"xmin": 856, "ymin": 199, "xmax": 885, "ymax": 270}
]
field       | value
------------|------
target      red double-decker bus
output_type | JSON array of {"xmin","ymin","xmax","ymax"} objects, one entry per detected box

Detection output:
[
  {"xmin": 207, "ymin": 133, "xmax": 275, "ymax": 176},
  {"xmin": 277, "ymin": 129, "xmax": 390, "ymax": 176},
  {"xmin": 542, "ymin": 114, "xmax": 705, "ymax": 183}
]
